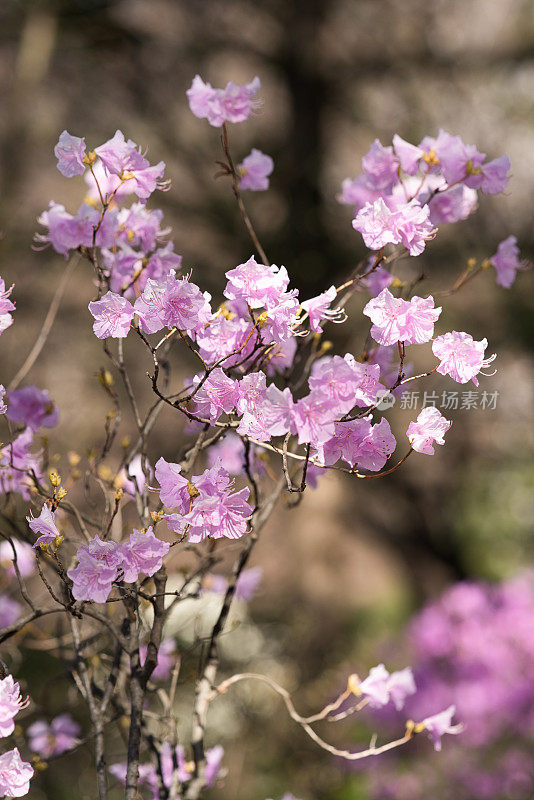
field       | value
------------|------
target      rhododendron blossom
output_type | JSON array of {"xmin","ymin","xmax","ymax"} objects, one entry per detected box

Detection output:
[
  {"xmin": 0, "ymin": 676, "xmax": 29, "ymax": 738},
  {"xmin": 54, "ymin": 130, "xmax": 86, "ymax": 177},
  {"xmin": 187, "ymin": 74, "xmax": 261, "ymax": 126},
  {"xmin": 0, "ymin": 748, "xmax": 33, "ymax": 798},
  {"xmin": 301, "ymin": 286, "xmax": 346, "ymax": 333},
  {"xmin": 27, "ymin": 504, "xmax": 61, "ymax": 548},
  {"xmin": 27, "ymin": 714, "xmax": 80, "ymax": 758},
  {"xmin": 490, "ymin": 234, "xmax": 525, "ymax": 289},
  {"xmin": 407, "ymin": 407, "xmax": 451, "ymax": 455},
  {"xmin": 120, "ymin": 528, "xmax": 170, "ymax": 583},
  {"xmin": 421, "ymin": 706, "xmax": 462, "ymax": 751},
  {"xmin": 88, "ymin": 291, "xmax": 135, "ymax": 339},
  {"xmin": 7, "ymin": 385, "xmax": 58, "ymax": 431},
  {"xmin": 432, "ymin": 331, "xmax": 495, "ymax": 386},
  {"xmin": 353, "ymin": 198, "xmax": 433, "ymax": 256},
  {"xmin": 238, "ymin": 148, "xmax": 274, "ymax": 191},
  {"xmin": 363, "ymin": 288, "xmax": 441, "ymax": 347},
  {"xmin": 0, "ymin": 279, "xmax": 15, "ymax": 335}
]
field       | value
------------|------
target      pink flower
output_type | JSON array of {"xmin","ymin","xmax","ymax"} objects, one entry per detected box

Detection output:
[
  {"xmin": 490, "ymin": 235, "xmax": 525, "ymax": 289},
  {"xmin": 0, "ymin": 595, "xmax": 21, "ymax": 628},
  {"xmin": 237, "ymin": 384, "xmax": 295, "ymax": 441},
  {"xmin": 361, "ymin": 266, "xmax": 394, "ymax": 297},
  {"xmin": 117, "ymin": 454, "xmax": 151, "ymax": 497},
  {"xmin": 154, "ymin": 457, "xmax": 189, "ymax": 510},
  {"xmin": 432, "ymin": 331, "xmax": 496, "ymax": 386},
  {"xmin": 120, "ymin": 528, "xmax": 169, "ymax": 583},
  {"xmin": 224, "ymin": 257, "xmax": 290, "ymax": 310},
  {"xmin": 392, "ymin": 134, "xmax": 424, "ymax": 175},
  {"xmin": 27, "ymin": 504, "xmax": 61, "ymax": 548},
  {"xmin": 0, "ymin": 748, "xmax": 33, "ymax": 797},
  {"xmin": 301, "ymin": 286, "xmax": 346, "ymax": 333},
  {"xmin": 339, "ymin": 175, "xmax": 381, "ymax": 214},
  {"xmin": 202, "ymin": 368, "xmax": 240, "ymax": 421},
  {"xmin": 357, "ymin": 418, "xmax": 396, "ymax": 471},
  {"xmin": 139, "ymin": 638, "xmax": 177, "ymax": 681},
  {"xmin": 161, "ymin": 277, "xmax": 211, "ymax": 333},
  {"xmin": 428, "ymin": 183, "xmax": 478, "ymax": 225},
  {"xmin": 187, "ymin": 75, "xmax": 261, "ymax": 127},
  {"xmin": 0, "ymin": 538, "xmax": 36, "ymax": 578},
  {"xmin": 355, "ymin": 664, "xmax": 416, "ymax": 710},
  {"xmin": 163, "ymin": 461, "xmax": 252, "ymax": 543},
  {"xmin": 400, "ymin": 295, "xmax": 442, "ymax": 345},
  {"xmin": 54, "ymin": 130, "xmax": 86, "ymax": 177},
  {"xmin": 352, "ymin": 197, "xmax": 433, "ymax": 257},
  {"xmin": 135, "ymin": 273, "xmax": 211, "ymax": 335},
  {"xmin": 407, "ymin": 407, "xmax": 451, "ymax": 455},
  {"xmin": 363, "ymin": 288, "xmax": 440, "ymax": 346},
  {"xmin": 309, "ymin": 354, "xmax": 382, "ymax": 411},
  {"xmin": 196, "ymin": 315, "xmax": 254, "ymax": 367},
  {"xmin": 205, "ymin": 744, "xmax": 225, "ymax": 787},
  {"xmin": 0, "ymin": 675, "xmax": 30, "ymax": 738},
  {"xmin": 236, "ymin": 372, "xmax": 266, "ymax": 415},
  {"xmin": 94, "ymin": 130, "xmax": 166, "ymax": 201},
  {"xmin": 358, "ymin": 664, "xmax": 391, "ymax": 707},
  {"xmin": 88, "ymin": 291, "xmax": 135, "ymax": 339},
  {"xmin": 421, "ymin": 705, "xmax": 462, "ymax": 751},
  {"xmin": 387, "ymin": 667, "xmax": 417, "ymax": 711},
  {"xmin": 67, "ymin": 536, "xmax": 122, "ymax": 603},
  {"xmin": 36, "ymin": 202, "xmax": 116, "ymax": 257},
  {"xmin": 27, "ymin": 714, "xmax": 80, "ymax": 758},
  {"xmin": 238, "ymin": 149, "xmax": 274, "ymax": 191},
  {"xmin": 0, "ymin": 278, "xmax": 15, "ymax": 335},
  {"xmin": 361, "ymin": 139, "xmax": 399, "ymax": 192},
  {"xmin": 7, "ymin": 385, "xmax": 59, "ymax": 431},
  {"xmin": 468, "ymin": 154, "xmax": 511, "ymax": 195},
  {"xmin": 186, "ymin": 75, "xmax": 218, "ymax": 121},
  {"xmin": 0, "ymin": 431, "xmax": 43, "ymax": 501}
]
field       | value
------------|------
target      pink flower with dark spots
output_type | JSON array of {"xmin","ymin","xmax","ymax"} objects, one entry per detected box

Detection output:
[{"xmin": 88, "ymin": 291, "xmax": 135, "ymax": 339}]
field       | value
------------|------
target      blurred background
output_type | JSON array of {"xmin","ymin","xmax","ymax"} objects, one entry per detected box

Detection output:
[{"xmin": 1, "ymin": 0, "xmax": 534, "ymax": 798}]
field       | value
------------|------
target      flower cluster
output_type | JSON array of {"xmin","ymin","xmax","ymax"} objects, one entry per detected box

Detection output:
[
  {"xmin": 156, "ymin": 457, "xmax": 253, "ymax": 543},
  {"xmin": 342, "ymin": 133, "xmax": 510, "ymax": 247},
  {"xmin": 67, "ymin": 529, "xmax": 169, "ymax": 603},
  {"xmin": 110, "ymin": 742, "xmax": 224, "ymax": 798},
  {"xmin": 369, "ymin": 574, "xmax": 534, "ymax": 799},
  {"xmin": 187, "ymin": 75, "xmax": 261, "ymax": 127}
]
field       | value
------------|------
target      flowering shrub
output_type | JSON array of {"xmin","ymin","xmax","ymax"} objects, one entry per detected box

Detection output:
[
  {"xmin": 368, "ymin": 574, "xmax": 534, "ymax": 799},
  {"xmin": 0, "ymin": 74, "xmax": 528, "ymax": 800}
]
